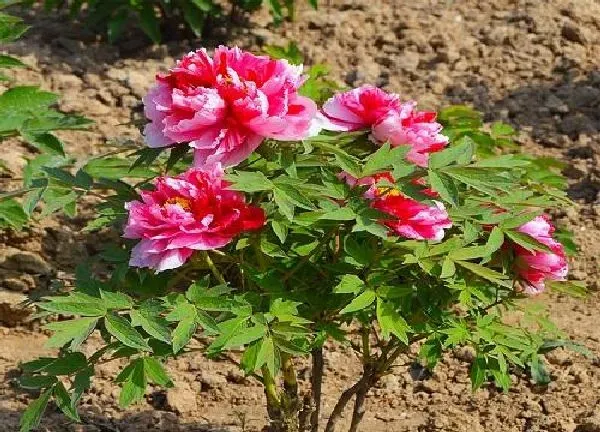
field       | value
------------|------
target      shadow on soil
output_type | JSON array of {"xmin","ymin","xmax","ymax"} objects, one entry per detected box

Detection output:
[{"xmin": 445, "ymin": 67, "xmax": 600, "ymax": 204}]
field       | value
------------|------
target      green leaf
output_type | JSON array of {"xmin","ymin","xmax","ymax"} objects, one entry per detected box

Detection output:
[
  {"xmin": 456, "ymin": 261, "xmax": 512, "ymax": 288},
  {"xmin": 0, "ymin": 198, "xmax": 28, "ymax": 230},
  {"xmin": 470, "ymin": 356, "xmax": 487, "ymax": 390},
  {"xmin": 333, "ymin": 274, "xmax": 365, "ymax": 294},
  {"xmin": 376, "ymin": 298, "xmax": 409, "ymax": 343},
  {"xmin": 273, "ymin": 187, "xmax": 295, "ymax": 221},
  {"xmin": 0, "ymin": 54, "xmax": 25, "ymax": 68},
  {"xmin": 18, "ymin": 375, "xmax": 57, "ymax": 390},
  {"xmin": 257, "ymin": 335, "xmax": 278, "ymax": 377},
  {"xmin": 169, "ymin": 304, "xmax": 198, "ymax": 354},
  {"xmin": 319, "ymin": 206, "xmax": 355, "ymax": 221},
  {"xmin": 107, "ymin": 8, "xmax": 128, "ymax": 43},
  {"xmin": 271, "ymin": 219, "xmax": 288, "ymax": 243},
  {"xmin": 428, "ymin": 171, "xmax": 459, "ymax": 206},
  {"xmin": 449, "ymin": 245, "xmax": 491, "ymax": 261},
  {"xmin": 19, "ymin": 388, "xmax": 52, "ymax": 432},
  {"xmin": 0, "ymin": 12, "xmax": 29, "ymax": 43},
  {"xmin": 429, "ymin": 138, "xmax": 474, "ymax": 169},
  {"xmin": 440, "ymin": 257, "xmax": 456, "ymax": 278},
  {"xmin": 100, "ymin": 289, "xmax": 133, "ymax": 309},
  {"xmin": 130, "ymin": 309, "xmax": 171, "ymax": 343},
  {"xmin": 546, "ymin": 280, "xmax": 587, "ymax": 298},
  {"xmin": 529, "ymin": 355, "xmax": 550, "ymax": 385},
  {"xmin": 45, "ymin": 317, "xmax": 98, "ymax": 350},
  {"xmin": 490, "ymin": 122, "xmax": 515, "ymax": 137},
  {"xmin": 340, "ymin": 290, "xmax": 376, "ymax": 314},
  {"xmin": 137, "ymin": 2, "xmax": 161, "ymax": 43},
  {"xmin": 104, "ymin": 313, "xmax": 151, "ymax": 351},
  {"xmin": 118, "ymin": 359, "xmax": 147, "ymax": 407},
  {"xmin": 143, "ymin": 357, "xmax": 173, "ymax": 387},
  {"xmin": 223, "ymin": 324, "xmax": 266, "ymax": 349},
  {"xmin": 362, "ymin": 143, "xmax": 409, "ymax": 176},
  {"xmin": 225, "ymin": 171, "xmax": 273, "ymax": 192},
  {"xmin": 22, "ymin": 132, "xmax": 66, "ymax": 156},
  {"xmin": 53, "ymin": 381, "xmax": 80, "ymax": 422},
  {"xmin": 206, "ymin": 316, "xmax": 248, "ymax": 355},
  {"xmin": 504, "ymin": 230, "xmax": 552, "ymax": 253},
  {"xmin": 39, "ymin": 292, "xmax": 107, "ymax": 317},
  {"xmin": 84, "ymin": 157, "xmax": 155, "ymax": 180},
  {"xmin": 485, "ymin": 227, "xmax": 505, "ymax": 254}
]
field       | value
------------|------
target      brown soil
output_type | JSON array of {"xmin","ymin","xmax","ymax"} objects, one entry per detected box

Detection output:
[{"xmin": 1, "ymin": 0, "xmax": 600, "ymax": 431}]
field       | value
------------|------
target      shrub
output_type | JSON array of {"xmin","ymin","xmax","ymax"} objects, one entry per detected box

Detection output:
[
  {"xmin": 15, "ymin": 0, "xmax": 318, "ymax": 43},
  {"xmin": 10, "ymin": 45, "xmax": 592, "ymax": 432}
]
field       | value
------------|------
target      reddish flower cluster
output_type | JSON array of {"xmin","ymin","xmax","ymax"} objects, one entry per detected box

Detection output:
[
  {"xmin": 513, "ymin": 215, "xmax": 568, "ymax": 294},
  {"xmin": 143, "ymin": 46, "xmax": 317, "ymax": 169},
  {"xmin": 127, "ymin": 47, "xmax": 569, "ymax": 289},
  {"xmin": 321, "ymin": 85, "xmax": 448, "ymax": 167},
  {"xmin": 123, "ymin": 165, "xmax": 264, "ymax": 271},
  {"xmin": 339, "ymin": 172, "xmax": 452, "ymax": 241}
]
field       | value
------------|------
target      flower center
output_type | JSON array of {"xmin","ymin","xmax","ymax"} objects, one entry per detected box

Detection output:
[
  {"xmin": 376, "ymin": 187, "xmax": 402, "ymax": 197},
  {"xmin": 165, "ymin": 197, "xmax": 192, "ymax": 211}
]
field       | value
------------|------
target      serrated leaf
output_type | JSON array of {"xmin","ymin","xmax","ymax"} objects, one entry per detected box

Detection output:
[
  {"xmin": 223, "ymin": 324, "xmax": 266, "ymax": 349},
  {"xmin": 100, "ymin": 289, "xmax": 133, "ymax": 309},
  {"xmin": 0, "ymin": 198, "xmax": 28, "ymax": 230},
  {"xmin": 440, "ymin": 257, "xmax": 456, "ymax": 278},
  {"xmin": 376, "ymin": 298, "xmax": 409, "ymax": 343},
  {"xmin": 105, "ymin": 313, "xmax": 151, "ymax": 351},
  {"xmin": 456, "ymin": 261, "xmax": 512, "ymax": 288},
  {"xmin": 19, "ymin": 388, "xmax": 52, "ymax": 432},
  {"xmin": 340, "ymin": 290, "xmax": 376, "ymax": 314},
  {"xmin": 45, "ymin": 317, "xmax": 98, "ymax": 350},
  {"xmin": 470, "ymin": 356, "xmax": 487, "ymax": 390},
  {"xmin": 333, "ymin": 274, "xmax": 365, "ymax": 294},
  {"xmin": 428, "ymin": 171, "xmax": 459, "ymax": 206},
  {"xmin": 319, "ymin": 206, "xmax": 355, "ymax": 221},
  {"xmin": 171, "ymin": 319, "xmax": 197, "ymax": 354},
  {"xmin": 225, "ymin": 171, "xmax": 273, "ymax": 192},
  {"xmin": 362, "ymin": 143, "xmax": 409, "ymax": 176},
  {"xmin": 119, "ymin": 359, "xmax": 147, "ymax": 407},
  {"xmin": 143, "ymin": 357, "xmax": 173, "ymax": 387},
  {"xmin": 485, "ymin": 227, "xmax": 504, "ymax": 254},
  {"xmin": 429, "ymin": 138, "xmax": 474, "ymax": 169},
  {"xmin": 53, "ymin": 381, "xmax": 80, "ymax": 422},
  {"xmin": 129, "ymin": 309, "xmax": 171, "ymax": 343},
  {"xmin": 505, "ymin": 230, "xmax": 552, "ymax": 253},
  {"xmin": 39, "ymin": 292, "xmax": 107, "ymax": 317}
]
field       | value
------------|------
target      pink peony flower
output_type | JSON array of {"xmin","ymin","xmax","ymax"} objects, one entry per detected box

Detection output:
[
  {"xmin": 372, "ymin": 194, "xmax": 452, "ymax": 241},
  {"xmin": 372, "ymin": 102, "xmax": 449, "ymax": 167},
  {"xmin": 513, "ymin": 215, "xmax": 568, "ymax": 294},
  {"xmin": 321, "ymin": 85, "xmax": 402, "ymax": 131},
  {"xmin": 339, "ymin": 171, "xmax": 452, "ymax": 241},
  {"xmin": 143, "ymin": 47, "xmax": 318, "ymax": 169},
  {"xmin": 123, "ymin": 165, "xmax": 265, "ymax": 272}
]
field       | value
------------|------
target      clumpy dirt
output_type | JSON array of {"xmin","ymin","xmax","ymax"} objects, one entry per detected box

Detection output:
[{"xmin": 1, "ymin": 0, "xmax": 600, "ymax": 431}]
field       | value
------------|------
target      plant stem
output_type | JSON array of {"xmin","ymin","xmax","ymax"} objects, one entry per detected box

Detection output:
[
  {"xmin": 348, "ymin": 385, "xmax": 368, "ymax": 432},
  {"xmin": 309, "ymin": 347, "xmax": 324, "ymax": 432},
  {"xmin": 200, "ymin": 251, "xmax": 226, "ymax": 285},
  {"xmin": 323, "ymin": 374, "xmax": 370, "ymax": 432},
  {"xmin": 262, "ymin": 365, "xmax": 283, "ymax": 429}
]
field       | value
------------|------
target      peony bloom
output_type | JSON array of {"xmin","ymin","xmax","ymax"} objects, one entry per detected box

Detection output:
[
  {"xmin": 321, "ymin": 85, "xmax": 402, "ymax": 131},
  {"xmin": 143, "ymin": 47, "xmax": 317, "ymax": 169},
  {"xmin": 372, "ymin": 102, "xmax": 449, "ymax": 167},
  {"xmin": 123, "ymin": 165, "xmax": 265, "ymax": 272},
  {"xmin": 339, "ymin": 171, "xmax": 452, "ymax": 241},
  {"xmin": 372, "ymin": 194, "xmax": 452, "ymax": 241},
  {"xmin": 513, "ymin": 215, "xmax": 568, "ymax": 294}
]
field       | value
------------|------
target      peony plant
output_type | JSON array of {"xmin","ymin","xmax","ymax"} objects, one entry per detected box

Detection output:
[{"xmin": 17, "ymin": 46, "xmax": 588, "ymax": 432}]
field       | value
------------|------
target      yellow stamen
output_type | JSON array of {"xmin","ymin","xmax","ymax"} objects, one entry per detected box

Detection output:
[{"xmin": 165, "ymin": 197, "xmax": 191, "ymax": 211}]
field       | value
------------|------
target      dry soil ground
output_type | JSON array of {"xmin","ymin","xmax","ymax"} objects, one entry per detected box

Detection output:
[{"xmin": 1, "ymin": 0, "xmax": 600, "ymax": 431}]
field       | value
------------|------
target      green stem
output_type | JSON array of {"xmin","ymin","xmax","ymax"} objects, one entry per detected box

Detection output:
[
  {"xmin": 361, "ymin": 326, "xmax": 371, "ymax": 366},
  {"xmin": 200, "ymin": 251, "xmax": 227, "ymax": 285}
]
